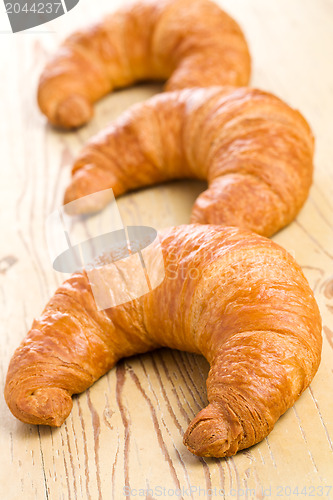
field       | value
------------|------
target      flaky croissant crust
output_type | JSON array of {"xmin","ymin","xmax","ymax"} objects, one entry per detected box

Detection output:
[
  {"xmin": 65, "ymin": 87, "xmax": 314, "ymax": 238},
  {"xmin": 37, "ymin": 0, "xmax": 251, "ymax": 128},
  {"xmin": 5, "ymin": 225, "xmax": 322, "ymax": 457}
]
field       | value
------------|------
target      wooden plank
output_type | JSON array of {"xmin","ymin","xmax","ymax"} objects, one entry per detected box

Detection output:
[{"xmin": 0, "ymin": 0, "xmax": 332, "ymax": 498}]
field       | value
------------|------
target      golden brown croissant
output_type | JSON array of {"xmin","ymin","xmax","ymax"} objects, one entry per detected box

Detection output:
[
  {"xmin": 4, "ymin": 225, "xmax": 322, "ymax": 457},
  {"xmin": 64, "ymin": 87, "xmax": 314, "ymax": 237},
  {"xmin": 37, "ymin": 0, "xmax": 251, "ymax": 128}
]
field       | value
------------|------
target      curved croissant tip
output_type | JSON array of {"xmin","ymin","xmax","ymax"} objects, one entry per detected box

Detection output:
[
  {"xmin": 6, "ymin": 387, "xmax": 73, "ymax": 427},
  {"xmin": 183, "ymin": 403, "xmax": 243, "ymax": 457},
  {"xmin": 64, "ymin": 182, "xmax": 114, "ymax": 215},
  {"xmin": 54, "ymin": 95, "xmax": 93, "ymax": 129}
]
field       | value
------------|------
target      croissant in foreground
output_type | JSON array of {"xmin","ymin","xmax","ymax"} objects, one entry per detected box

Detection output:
[
  {"xmin": 65, "ymin": 87, "xmax": 315, "ymax": 237},
  {"xmin": 5, "ymin": 225, "xmax": 322, "ymax": 457},
  {"xmin": 37, "ymin": 0, "xmax": 251, "ymax": 128}
]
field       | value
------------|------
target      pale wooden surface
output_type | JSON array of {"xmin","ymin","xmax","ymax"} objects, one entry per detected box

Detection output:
[{"xmin": 1, "ymin": 0, "xmax": 333, "ymax": 498}]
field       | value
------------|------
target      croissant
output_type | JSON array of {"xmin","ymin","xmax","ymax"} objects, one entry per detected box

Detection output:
[
  {"xmin": 37, "ymin": 0, "xmax": 251, "ymax": 128},
  {"xmin": 64, "ymin": 87, "xmax": 314, "ymax": 237},
  {"xmin": 5, "ymin": 224, "xmax": 322, "ymax": 457}
]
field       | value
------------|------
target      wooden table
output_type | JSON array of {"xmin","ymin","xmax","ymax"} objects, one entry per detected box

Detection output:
[{"xmin": 1, "ymin": 0, "xmax": 332, "ymax": 498}]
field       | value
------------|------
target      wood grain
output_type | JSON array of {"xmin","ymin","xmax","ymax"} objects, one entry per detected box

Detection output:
[{"xmin": 0, "ymin": 0, "xmax": 332, "ymax": 498}]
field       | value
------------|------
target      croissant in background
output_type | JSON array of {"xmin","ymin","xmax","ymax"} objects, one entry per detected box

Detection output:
[
  {"xmin": 4, "ymin": 225, "xmax": 322, "ymax": 457},
  {"xmin": 37, "ymin": 0, "xmax": 251, "ymax": 128},
  {"xmin": 64, "ymin": 87, "xmax": 315, "ymax": 237}
]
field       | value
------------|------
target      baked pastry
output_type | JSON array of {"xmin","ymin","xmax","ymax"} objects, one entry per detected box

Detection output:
[
  {"xmin": 37, "ymin": 0, "xmax": 251, "ymax": 128},
  {"xmin": 64, "ymin": 87, "xmax": 314, "ymax": 237},
  {"xmin": 4, "ymin": 225, "xmax": 322, "ymax": 457}
]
